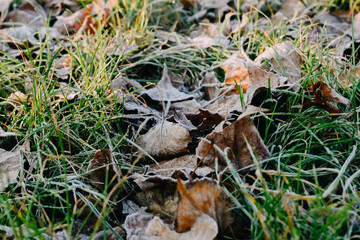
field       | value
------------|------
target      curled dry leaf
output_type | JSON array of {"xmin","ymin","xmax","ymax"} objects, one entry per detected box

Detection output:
[
  {"xmin": 176, "ymin": 179, "xmax": 232, "ymax": 234},
  {"xmin": 196, "ymin": 116, "xmax": 270, "ymax": 172},
  {"xmin": 136, "ymin": 121, "xmax": 192, "ymax": 159},
  {"xmin": 131, "ymin": 172, "xmax": 178, "ymax": 215},
  {"xmin": 303, "ymin": 81, "xmax": 350, "ymax": 113},
  {"xmin": 87, "ymin": 149, "xmax": 121, "ymax": 190},
  {"xmin": 54, "ymin": 0, "xmax": 110, "ymax": 36},
  {"xmin": 246, "ymin": 62, "xmax": 287, "ymax": 100},
  {"xmin": 222, "ymin": 52, "xmax": 249, "ymax": 93},
  {"xmin": 221, "ymin": 49, "xmax": 289, "ymax": 102},
  {"xmin": 171, "ymin": 99, "xmax": 201, "ymax": 115},
  {"xmin": 254, "ymin": 41, "xmax": 302, "ymax": 90}
]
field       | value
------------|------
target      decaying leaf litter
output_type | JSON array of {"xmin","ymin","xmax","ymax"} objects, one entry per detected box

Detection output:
[{"xmin": 0, "ymin": 0, "xmax": 359, "ymax": 239}]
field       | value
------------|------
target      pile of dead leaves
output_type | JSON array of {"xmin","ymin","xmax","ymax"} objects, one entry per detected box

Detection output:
[{"xmin": 0, "ymin": 0, "xmax": 357, "ymax": 239}]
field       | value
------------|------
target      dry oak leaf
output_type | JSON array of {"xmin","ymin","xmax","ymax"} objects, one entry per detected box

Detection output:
[
  {"xmin": 196, "ymin": 116, "xmax": 270, "ymax": 172},
  {"xmin": 254, "ymin": 41, "xmax": 302, "ymax": 90},
  {"xmin": 175, "ymin": 179, "xmax": 232, "ymax": 234},
  {"xmin": 87, "ymin": 149, "xmax": 121, "ymax": 190},
  {"xmin": 136, "ymin": 121, "xmax": 192, "ymax": 159}
]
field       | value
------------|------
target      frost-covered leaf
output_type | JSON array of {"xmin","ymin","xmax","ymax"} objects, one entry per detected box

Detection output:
[
  {"xmin": 136, "ymin": 121, "xmax": 192, "ymax": 159},
  {"xmin": 196, "ymin": 116, "xmax": 270, "ymax": 172},
  {"xmin": 142, "ymin": 64, "xmax": 192, "ymax": 103},
  {"xmin": 147, "ymin": 214, "xmax": 218, "ymax": 240},
  {"xmin": 254, "ymin": 41, "xmax": 302, "ymax": 90},
  {"xmin": 176, "ymin": 179, "xmax": 232, "ymax": 233},
  {"xmin": 53, "ymin": 54, "xmax": 73, "ymax": 79},
  {"xmin": 0, "ymin": 147, "xmax": 21, "ymax": 191},
  {"xmin": 279, "ymin": 0, "xmax": 306, "ymax": 18},
  {"xmin": 87, "ymin": 149, "xmax": 121, "ymax": 190},
  {"xmin": 303, "ymin": 81, "xmax": 350, "ymax": 113}
]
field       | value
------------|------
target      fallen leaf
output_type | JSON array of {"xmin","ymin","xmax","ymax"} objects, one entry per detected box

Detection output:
[
  {"xmin": 279, "ymin": 0, "xmax": 306, "ymax": 18},
  {"xmin": 254, "ymin": 41, "xmax": 302, "ymax": 90},
  {"xmin": 87, "ymin": 149, "xmax": 121, "ymax": 191},
  {"xmin": 191, "ymin": 35, "xmax": 230, "ymax": 48},
  {"xmin": 146, "ymin": 214, "xmax": 218, "ymax": 240},
  {"xmin": 3, "ymin": 2, "xmax": 47, "ymax": 27},
  {"xmin": 53, "ymin": 54, "xmax": 73, "ymax": 80},
  {"xmin": 136, "ymin": 121, "xmax": 192, "ymax": 159},
  {"xmin": 131, "ymin": 172, "xmax": 178, "ymax": 215},
  {"xmin": 353, "ymin": 12, "xmax": 360, "ymax": 40},
  {"xmin": 124, "ymin": 210, "xmax": 155, "ymax": 240},
  {"xmin": 205, "ymin": 94, "xmax": 243, "ymax": 115},
  {"xmin": 141, "ymin": 64, "xmax": 193, "ymax": 103},
  {"xmin": 246, "ymin": 62, "xmax": 288, "ymax": 101},
  {"xmin": 202, "ymin": 71, "xmax": 220, "ymax": 100},
  {"xmin": 196, "ymin": 116, "xmax": 270, "ymax": 172},
  {"xmin": 150, "ymin": 154, "xmax": 213, "ymax": 177},
  {"xmin": 175, "ymin": 179, "xmax": 232, "ymax": 234},
  {"xmin": 53, "ymin": 0, "xmax": 110, "ymax": 36},
  {"xmin": 190, "ymin": 21, "xmax": 230, "ymax": 48},
  {"xmin": 303, "ymin": 81, "xmax": 350, "ymax": 113},
  {"xmin": 7, "ymin": 91, "xmax": 28, "ymax": 105},
  {"xmin": 239, "ymin": 0, "xmax": 265, "ymax": 12},
  {"xmin": 0, "ymin": 147, "xmax": 22, "ymax": 191},
  {"xmin": 170, "ymin": 99, "xmax": 201, "ymax": 115}
]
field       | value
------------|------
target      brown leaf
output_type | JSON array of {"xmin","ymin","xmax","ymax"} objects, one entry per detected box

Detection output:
[
  {"xmin": 53, "ymin": 1, "xmax": 110, "ymax": 36},
  {"xmin": 222, "ymin": 52, "xmax": 249, "ymax": 93},
  {"xmin": 146, "ymin": 214, "xmax": 218, "ymax": 240},
  {"xmin": 175, "ymin": 179, "xmax": 232, "ymax": 234},
  {"xmin": 0, "ymin": 147, "xmax": 22, "ymax": 191},
  {"xmin": 136, "ymin": 121, "xmax": 192, "ymax": 159},
  {"xmin": 124, "ymin": 211, "xmax": 155, "ymax": 240},
  {"xmin": 131, "ymin": 171, "xmax": 181, "ymax": 217},
  {"xmin": 87, "ymin": 149, "xmax": 120, "ymax": 190},
  {"xmin": 53, "ymin": 54, "xmax": 73, "ymax": 79},
  {"xmin": 254, "ymin": 41, "xmax": 302, "ymax": 90},
  {"xmin": 141, "ymin": 64, "xmax": 192, "ymax": 103},
  {"xmin": 196, "ymin": 116, "xmax": 270, "ymax": 172},
  {"xmin": 4, "ymin": 2, "xmax": 46, "ymax": 26},
  {"xmin": 7, "ymin": 91, "xmax": 28, "ymax": 106},
  {"xmin": 204, "ymin": 94, "xmax": 244, "ymax": 117},
  {"xmin": 303, "ymin": 81, "xmax": 350, "ymax": 113},
  {"xmin": 202, "ymin": 72, "xmax": 220, "ymax": 100},
  {"xmin": 280, "ymin": 0, "xmax": 306, "ymax": 18},
  {"xmin": 150, "ymin": 154, "xmax": 213, "ymax": 177}
]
